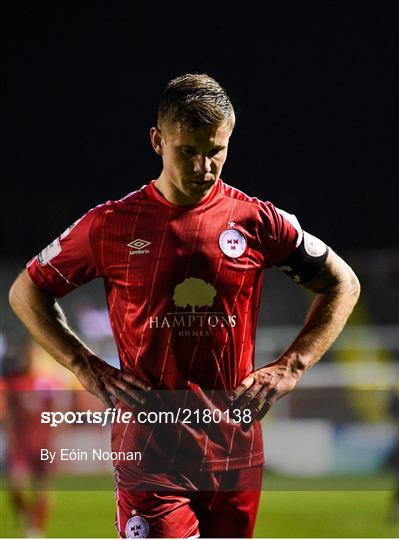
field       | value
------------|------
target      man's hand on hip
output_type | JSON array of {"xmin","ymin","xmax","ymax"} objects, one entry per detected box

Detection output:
[
  {"xmin": 73, "ymin": 355, "xmax": 152, "ymax": 410},
  {"xmin": 229, "ymin": 360, "xmax": 301, "ymax": 426}
]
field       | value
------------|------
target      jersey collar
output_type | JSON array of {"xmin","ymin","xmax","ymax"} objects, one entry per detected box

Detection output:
[{"xmin": 146, "ymin": 178, "xmax": 222, "ymax": 210}]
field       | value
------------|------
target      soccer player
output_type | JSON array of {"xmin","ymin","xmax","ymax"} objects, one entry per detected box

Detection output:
[
  {"xmin": 3, "ymin": 340, "xmax": 54, "ymax": 537},
  {"xmin": 9, "ymin": 74, "xmax": 360, "ymax": 538}
]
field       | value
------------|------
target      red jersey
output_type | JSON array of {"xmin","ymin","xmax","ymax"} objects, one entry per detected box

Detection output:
[
  {"xmin": 27, "ymin": 179, "xmax": 301, "ymax": 472},
  {"xmin": 5, "ymin": 373, "xmax": 54, "ymax": 457}
]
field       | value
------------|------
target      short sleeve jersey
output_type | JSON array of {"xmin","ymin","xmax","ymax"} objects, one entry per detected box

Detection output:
[{"xmin": 27, "ymin": 179, "xmax": 301, "ymax": 472}]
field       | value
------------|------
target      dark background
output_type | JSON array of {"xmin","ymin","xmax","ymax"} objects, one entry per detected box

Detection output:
[{"xmin": 4, "ymin": 1, "xmax": 398, "ymax": 259}]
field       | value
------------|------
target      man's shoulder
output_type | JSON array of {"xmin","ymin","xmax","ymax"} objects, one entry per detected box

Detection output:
[
  {"xmin": 85, "ymin": 184, "xmax": 149, "ymax": 221},
  {"xmin": 221, "ymin": 181, "xmax": 270, "ymax": 207},
  {"xmin": 63, "ymin": 184, "xmax": 150, "ymax": 240},
  {"xmin": 219, "ymin": 180, "xmax": 276, "ymax": 215},
  {"xmin": 102, "ymin": 183, "xmax": 149, "ymax": 211}
]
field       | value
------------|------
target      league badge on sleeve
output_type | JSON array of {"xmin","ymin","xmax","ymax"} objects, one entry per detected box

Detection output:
[
  {"xmin": 37, "ymin": 239, "xmax": 62, "ymax": 266},
  {"xmin": 219, "ymin": 229, "xmax": 247, "ymax": 258},
  {"xmin": 303, "ymin": 231, "xmax": 327, "ymax": 257}
]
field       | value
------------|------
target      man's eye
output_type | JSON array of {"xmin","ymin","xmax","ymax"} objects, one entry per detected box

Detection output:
[
  {"xmin": 208, "ymin": 149, "xmax": 221, "ymax": 158},
  {"xmin": 180, "ymin": 147, "xmax": 195, "ymax": 157}
]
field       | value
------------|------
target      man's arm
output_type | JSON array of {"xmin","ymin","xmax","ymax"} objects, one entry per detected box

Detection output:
[
  {"xmin": 230, "ymin": 248, "xmax": 361, "ymax": 419},
  {"xmin": 9, "ymin": 270, "xmax": 152, "ymax": 408}
]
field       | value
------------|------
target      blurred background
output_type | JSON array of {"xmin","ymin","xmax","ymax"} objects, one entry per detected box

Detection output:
[{"xmin": 2, "ymin": 1, "xmax": 398, "ymax": 537}]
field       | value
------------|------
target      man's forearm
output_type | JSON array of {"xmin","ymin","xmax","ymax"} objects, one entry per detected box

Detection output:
[
  {"xmin": 282, "ymin": 285, "xmax": 360, "ymax": 375},
  {"xmin": 232, "ymin": 250, "xmax": 361, "ymax": 419},
  {"xmin": 10, "ymin": 270, "xmax": 150, "ymax": 408},
  {"xmin": 279, "ymin": 253, "xmax": 361, "ymax": 376},
  {"xmin": 9, "ymin": 270, "xmax": 94, "ymax": 374}
]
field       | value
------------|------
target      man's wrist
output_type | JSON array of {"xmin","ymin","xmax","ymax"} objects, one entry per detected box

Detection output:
[
  {"xmin": 68, "ymin": 351, "xmax": 93, "ymax": 376},
  {"xmin": 276, "ymin": 352, "xmax": 308, "ymax": 379}
]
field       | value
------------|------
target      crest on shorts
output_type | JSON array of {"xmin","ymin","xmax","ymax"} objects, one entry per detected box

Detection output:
[
  {"xmin": 219, "ymin": 229, "xmax": 247, "ymax": 258},
  {"xmin": 125, "ymin": 515, "xmax": 149, "ymax": 538}
]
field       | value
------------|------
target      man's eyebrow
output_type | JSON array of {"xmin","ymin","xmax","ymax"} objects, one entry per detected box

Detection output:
[{"xmin": 178, "ymin": 144, "xmax": 226, "ymax": 151}]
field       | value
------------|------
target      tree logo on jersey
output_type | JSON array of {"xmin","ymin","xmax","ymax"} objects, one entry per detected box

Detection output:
[
  {"xmin": 149, "ymin": 277, "xmax": 236, "ymax": 336},
  {"xmin": 173, "ymin": 277, "xmax": 216, "ymax": 313},
  {"xmin": 127, "ymin": 238, "xmax": 151, "ymax": 255},
  {"xmin": 125, "ymin": 514, "xmax": 149, "ymax": 538},
  {"xmin": 219, "ymin": 229, "xmax": 247, "ymax": 258}
]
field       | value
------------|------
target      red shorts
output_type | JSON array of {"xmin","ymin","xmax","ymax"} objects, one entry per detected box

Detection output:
[{"xmin": 114, "ymin": 466, "xmax": 262, "ymax": 538}]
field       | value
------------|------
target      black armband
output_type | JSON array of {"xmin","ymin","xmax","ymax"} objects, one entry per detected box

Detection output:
[{"xmin": 277, "ymin": 231, "xmax": 329, "ymax": 284}]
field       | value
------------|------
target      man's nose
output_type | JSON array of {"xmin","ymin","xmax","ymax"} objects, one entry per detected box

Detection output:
[{"xmin": 192, "ymin": 155, "xmax": 212, "ymax": 175}]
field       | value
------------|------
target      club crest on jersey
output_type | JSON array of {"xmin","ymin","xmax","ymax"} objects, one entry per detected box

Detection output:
[
  {"xmin": 125, "ymin": 514, "xmax": 149, "ymax": 538},
  {"xmin": 219, "ymin": 229, "xmax": 247, "ymax": 258}
]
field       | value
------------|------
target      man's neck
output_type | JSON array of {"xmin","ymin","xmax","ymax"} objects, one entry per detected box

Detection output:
[{"xmin": 154, "ymin": 174, "xmax": 215, "ymax": 207}]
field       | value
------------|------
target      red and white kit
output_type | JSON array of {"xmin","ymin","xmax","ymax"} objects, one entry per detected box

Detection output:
[{"xmin": 27, "ymin": 178, "xmax": 301, "ymax": 537}]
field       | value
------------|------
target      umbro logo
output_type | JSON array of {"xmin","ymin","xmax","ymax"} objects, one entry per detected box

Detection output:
[{"xmin": 127, "ymin": 238, "xmax": 151, "ymax": 255}]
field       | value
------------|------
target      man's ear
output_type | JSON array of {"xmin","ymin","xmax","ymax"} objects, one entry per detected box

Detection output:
[{"xmin": 150, "ymin": 127, "xmax": 163, "ymax": 156}]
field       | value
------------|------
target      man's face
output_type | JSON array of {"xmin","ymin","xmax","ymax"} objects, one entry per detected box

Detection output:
[{"xmin": 151, "ymin": 121, "xmax": 232, "ymax": 205}]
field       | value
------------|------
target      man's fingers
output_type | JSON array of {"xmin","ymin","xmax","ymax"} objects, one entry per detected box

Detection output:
[
  {"xmin": 89, "ymin": 360, "xmax": 152, "ymax": 409},
  {"xmin": 229, "ymin": 375, "xmax": 255, "ymax": 401},
  {"xmin": 104, "ymin": 381, "xmax": 142, "ymax": 410},
  {"xmin": 240, "ymin": 384, "xmax": 277, "ymax": 431},
  {"xmin": 231, "ymin": 383, "xmax": 264, "ymax": 413},
  {"xmin": 241, "ymin": 398, "xmax": 261, "ymax": 433},
  {"xmin": 111, "ymin": 377, "xmax": 147, "ymax": 405},
  {"xmin": 239, "ymin": 383, "xmax": 275, "ymax": 432},
  {"xmin": 97, "ymin": 386, "xmax": 115, "ymax": 409},
  {"xmin": 254, "ymin": 383, "xmax": 274, "ymax": 405},
  {"xmin": 230, "ymin": 367, "xmax": 296, "ymax": 430},
  {"xmin": 256, "ymin": 389, "xmax": 278, "ymax": 420},
  {"xmin": 242, "ymin": 383, "xmax": 263, "ymax": 404},
  {"xmin": 121, "ymin": 372, "xmax": 152, "ymax": 392}
]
